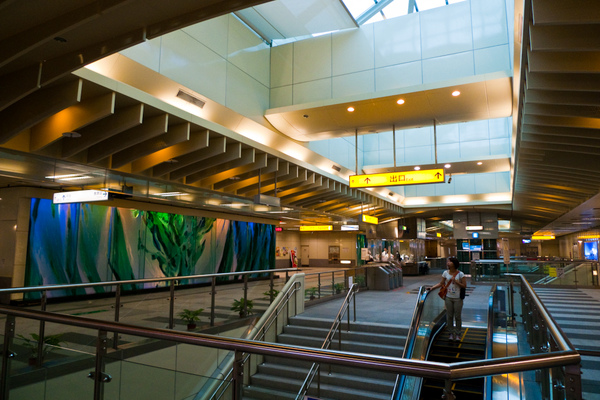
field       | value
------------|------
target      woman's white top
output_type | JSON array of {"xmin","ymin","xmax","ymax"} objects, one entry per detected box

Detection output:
[{"xmin": 442, "ymin": 270, "xmax": 465, "ymax": 299}]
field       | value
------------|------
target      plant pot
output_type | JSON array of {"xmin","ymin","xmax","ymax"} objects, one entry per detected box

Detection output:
[
  {"xmin": 187, "ymin": 323, "xmax": 196, "ymax": 330},
  {"xmin": 309, "ymin": 295, "xmax": 315, "ymax": 300},
  {"xmin": 28, "ymin": 357, "xmax": 38, "ymax": 366}
]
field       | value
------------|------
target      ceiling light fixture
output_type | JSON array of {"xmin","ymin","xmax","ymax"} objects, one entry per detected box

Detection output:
[
  {"xmin": 452, "ymin": 90, "xmax": 461, "ymax": 97},
  {"xmin": 397, "ymin": 99, "xmax": 405, "ymax": 105},
  {"xmin": 444, "ymin": 164, "xmax": 451, "ymax": 168},
  {"xmin": 62, "ymin": 131, "xmax": 81, "ymax": 138},
  {"xmin": 477, "ymin": 161, "xmax": 483, "ymax": 165},
  {"xmin": 332, "ymin": 165, "xmax": 341, "ymax": 172},
  {"xmin": 414, "ymin": 166, "xmax": 420, "ymax": 171},
  {"xmin": 347, "ymin": 106, "xmax": 355, "ymax": 112}
]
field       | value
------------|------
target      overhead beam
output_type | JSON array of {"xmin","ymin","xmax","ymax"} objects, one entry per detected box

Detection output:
[
  {"xmin": 62, "ymin": 103, "xmax": 144, "ymax": 158},
  {"xmin": 111, "ymin": 122, "xmax": 190, "ymax": 169},
  {"xmin": 187, "ymin": 148, "xmax": 257, "ymax": 184},
  {"xmin": 0, "ymin": 78, "xmax": 82, "ymax": 144},
  {"xmin": 170, "ymin": 142, "xmax": 242, "ymax": 181},
  {"xmin": 30, "ymin": 92, "xmax": 115, "ymax": 152},
  {"xmin": 153, "ymin": 136, "xmax": 225, "ymax": 177},
  {"xmin": 132, "ymin": 129, "xmax": 209, "ymax": 173},
  {"xmin": 86, "ymin": 113, "xmax": 168, "ymax": 164}
]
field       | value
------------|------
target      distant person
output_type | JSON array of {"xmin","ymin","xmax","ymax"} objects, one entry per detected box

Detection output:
[
  {"xmin": 381, "ymin": 249, "xmax": 389, "ymax": 262},
  {"xmin": 428, "ymin": 257, "xmax": 466, "ymax": 341}
]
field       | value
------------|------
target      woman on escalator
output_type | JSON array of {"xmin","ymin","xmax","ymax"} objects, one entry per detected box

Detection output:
[{"xmin": 429, "ymin": 257, "xmax": 466, "ymax": 341}]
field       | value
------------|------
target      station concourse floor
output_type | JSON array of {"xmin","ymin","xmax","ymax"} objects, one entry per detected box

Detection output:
[{"xmin": 301, "ymin": 267, "xmax": 490, "ymax": 331}]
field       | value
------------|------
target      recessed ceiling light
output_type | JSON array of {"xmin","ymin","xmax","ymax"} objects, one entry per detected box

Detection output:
[
  {"xmin": 452, "ymin": 90, "xmax": 461, "ymax": 97},
  {"xmin": 414, "ymin": 166, "xmax": 420, "ymax": 171},
  {"xmin": 477, "ymin": 161, "xmax": 483, "ymax": 165},
  {"xmin": 397, "ymin": 99, "xmax": 405, "ymax": 105},
  {"xmin": 347, "ymin": 106, "xmax": 355, "ymax": 112},
  {"xmin": 444, "ymin": 164, "xmax": 451, "ymax": 168}
]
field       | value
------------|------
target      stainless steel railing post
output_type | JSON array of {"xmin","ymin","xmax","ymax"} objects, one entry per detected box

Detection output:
[
  {"xmin": 1, "ymin": 315, "xmax": 15, "ymax": 400},
  {"xmin": 36, "ymin": 290, "xmax": 47, "ymax": 367},
  {"xmin": 92, "ymin": 330, "xmax": 109, "ymax": 400},
  {"xmin": 243, "ymin": 275, "xmax": 248, "ymax": 316},
  {"xmin": 211, "ymin": 276, "xmax": 216, "ymax": 326},
  {"xmin": 113, "ymin": 284, "xmax": 121, "ymax": 349},
  {"xmin": 169, "ymin": 281, "xmax": 175, "ymax": 329},
  {"xmin": 232, "ymin": 350, "xmax": 243, "ymax": 400}
]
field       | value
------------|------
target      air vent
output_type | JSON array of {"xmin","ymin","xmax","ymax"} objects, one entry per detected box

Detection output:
[{"xmin": 176, "ymin": 90, "xmax": 205, "ymax": 109}]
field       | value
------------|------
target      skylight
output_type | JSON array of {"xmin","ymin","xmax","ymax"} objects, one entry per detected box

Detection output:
[{"xmin": 342, "ymin": 0, "xmax": 466, "ymax": 25}]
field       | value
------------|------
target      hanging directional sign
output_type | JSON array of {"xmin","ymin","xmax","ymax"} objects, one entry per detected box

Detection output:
[{"xmin": 349, "ymin": 169, "xmax": 445, "ymax": 188}]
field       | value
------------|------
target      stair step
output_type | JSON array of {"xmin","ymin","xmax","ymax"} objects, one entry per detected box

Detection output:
[
  {"xmin": 277, "ymin": 333, "xmax": 404, "ymax": 357},
  {"xmin": 263, "ymin": 355, "xmax": 397, "ymax": 381},
  {"xmin": 288, "ymin": 316, "xmax": 409, "ymax": 336},
  {"xmin": 257, "ymin": 362, "xmax": 395, "ymax": 393},
  {"xmin": 282, "ymin": 324, "xmax": 405, "ymax": 346}
]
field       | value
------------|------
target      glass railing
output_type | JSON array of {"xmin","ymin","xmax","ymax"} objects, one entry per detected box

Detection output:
[
  {"xmin": 0, "ymin": 276, "xmax": 583, "ymax": 400},
  {"xmin": 471, "ymin": 259, "xmax": 600, "ymax": 287},
  {"xmin": 303, "ymin": 266, "xmax": 368, "ymax": 301},
  {"xmin": 504, "ymin": 274, "xmax": 584, "ymax": 400}
]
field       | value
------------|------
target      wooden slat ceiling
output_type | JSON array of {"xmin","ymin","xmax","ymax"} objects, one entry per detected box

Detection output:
[
  {"xmin": 1, "ymin": 0, "xmax": 599, "ymax": 234},
  {"xmin": 512, "ymin": 0, "xmax": 600, "ymax": 233}
]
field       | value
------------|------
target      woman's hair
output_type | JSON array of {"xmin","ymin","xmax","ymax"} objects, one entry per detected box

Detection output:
[{"xmin": 448, "ymin": 257, "xmax": 460, "ymax": 269}]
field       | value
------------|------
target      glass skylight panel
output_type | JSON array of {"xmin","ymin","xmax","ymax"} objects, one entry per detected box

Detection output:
[
  {"xmin": 380, "ymin": 0, "xmax": 410, "ymax": 20},
  {"xmin": 341, "ymin": 0, "xmax": 376, "ymax": 20},
  {"xmin": 415, "ymin": 0, "xmax": 448, "ymax": 11}
]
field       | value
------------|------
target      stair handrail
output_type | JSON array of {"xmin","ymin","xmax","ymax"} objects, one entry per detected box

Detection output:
[
  {"xmin": 294, "ymin": 282, "xmax": 359, "ymax": 400},
  {"xmin": 207, "ymin": 274, "xmax": 304, "ymax": 400}
]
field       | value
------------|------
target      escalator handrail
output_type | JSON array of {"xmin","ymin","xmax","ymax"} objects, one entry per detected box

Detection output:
[{"xmin": 483, "ymin": 284, "xmax": 497, "ymax": 400}]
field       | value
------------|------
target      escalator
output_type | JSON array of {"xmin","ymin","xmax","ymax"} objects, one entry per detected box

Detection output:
[
  {"xmin": 394, "ymin": 287, "xmax": 494, "ymax": 400},
  {"xmin": 419, "ymin": 327, "xmax": 487, "ymax": 400}
]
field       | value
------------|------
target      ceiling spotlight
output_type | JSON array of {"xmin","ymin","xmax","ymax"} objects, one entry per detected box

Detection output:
[
  {"xmin": 444, "ymin": 164, "xmax": 451, "ymax": 169},
  {"xmin": 452, "ymin": 90, "xmax": 461, "ymax": 97},
  {"xmin": 477, "ymin": 161, "xmax": 483, "ymax": 165},
  {"xmin": 397, "ymin": 99, "xmax": 405, "ymax": 105},
  {"xmin": 347, "ymin": 106, "xmax": 355, "ymax": 112},
  {"xmin": 414, "ymin": 166, "xmax": 420, "ymax": 171}
]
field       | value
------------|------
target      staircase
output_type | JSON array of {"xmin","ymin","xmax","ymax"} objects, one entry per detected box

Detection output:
[
  {"xmin": 536, "ymin": 288, "xmax": 600, "ymax": 400},
  {"xmin": 420, "ymin": 327, "xmax": 487, "ymax": 400},
  {"xmin": 243, "ymin": 315, "xmax": 408, "ymax": 400}
]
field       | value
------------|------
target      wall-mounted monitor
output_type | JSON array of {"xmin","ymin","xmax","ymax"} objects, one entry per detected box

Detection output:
[{"xmin": 584, "ymin": 241, "xmax": 598, "ymax": 261}]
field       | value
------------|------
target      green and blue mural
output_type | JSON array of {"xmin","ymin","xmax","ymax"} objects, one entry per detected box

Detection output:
[{"xmin": 25, "ymin": 198, "xmax": 275, "ymax": 298}]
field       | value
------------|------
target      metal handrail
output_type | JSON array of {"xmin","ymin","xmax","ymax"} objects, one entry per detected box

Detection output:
[
  {"xmin": 209, "ymin": 278, "xmax": 303, "ymax": 400},
  {"xmin": 0, "ymin": 268, "xmax": 299, "ymax": 295},
  {"xmin": 483, "ymin": 284, "xmax": 497, "ymax": 400},
  {"xmin": 295, "ymin": 283, "xmax": 359, "ymax": 400},
  {"xmin": 0, "ymin": 303, "xmax": 580, "ymax": 383}
]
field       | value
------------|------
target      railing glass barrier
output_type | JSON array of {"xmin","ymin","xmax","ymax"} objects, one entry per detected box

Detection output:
[{"xmin": 471, "ymin": 260, "xmax": 600, "ymax": 287}]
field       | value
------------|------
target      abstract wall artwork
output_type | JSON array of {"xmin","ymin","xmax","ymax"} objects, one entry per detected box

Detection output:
[{"xmin": 25, "ymin": 198, "xmax": 275, "ymax": 298}]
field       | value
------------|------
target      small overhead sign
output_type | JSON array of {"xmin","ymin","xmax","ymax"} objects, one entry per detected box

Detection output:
[
  {"xmin": 362, "ymin": 215, "xmax": 378, "ymax": 224},
  {"xmin": 349, "ymin": 169, "xmax": 445, "ymax": 188},
  {"xmin": 341, "ymin": 224, "xmax": 359, "ymax": 231},
  {"xmin": 300, "ymin": 225, "xmax": 333, "ymax": 232},
  {"xmin": 53, "ymin": 190, "xmax": 109, "ymax": 204}
]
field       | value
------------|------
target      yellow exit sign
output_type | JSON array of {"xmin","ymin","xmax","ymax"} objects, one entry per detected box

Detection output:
[
  {"xmin": 362, "ymin": 215, "xmax": 378, "ymax": 224},
  {"xmin": 300, "ymin": 225, "xmax": 333, "ymax": 232},
  {"xmin": 349, "ymin": 169, "xmax": 445, "ymax": 188}
]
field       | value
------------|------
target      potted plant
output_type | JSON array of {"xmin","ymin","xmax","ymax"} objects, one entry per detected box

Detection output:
[
  {"xmin": 178, "ymin": 308, "xmax": 204, "ymax": 330},
  {"xmin": 231, "ymin": 298, "xmax": 254, "ymax": 318},
  {"xmin": 17, "ymin": 333, "xmax": 64, "ymax": 366},
  {"xmin": 355, "ymin": 275, "xmax": 366, "ymax": 287},
  {"xmin": 263, "ymin": 288, "xmax": 280, "ymax": 300},
  {"xmin": 333, "ymin": 283, "xmax": 345, "ymax": 294},
  {"xmin": 305, "ymin": 287, "xmax": 317, "ymax": 300}
]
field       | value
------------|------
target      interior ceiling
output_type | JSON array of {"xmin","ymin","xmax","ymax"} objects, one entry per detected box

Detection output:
[
  {"xmin": 512, "ymin": 0, "xmax": 600, "ymax": 235},
  {"xmin": 0, "ymin": 0, "xmax": 599, "ymax": 237},
  {"xmin": 265, "ymin": 76, "xmax": 513, "ymax": 141}
]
